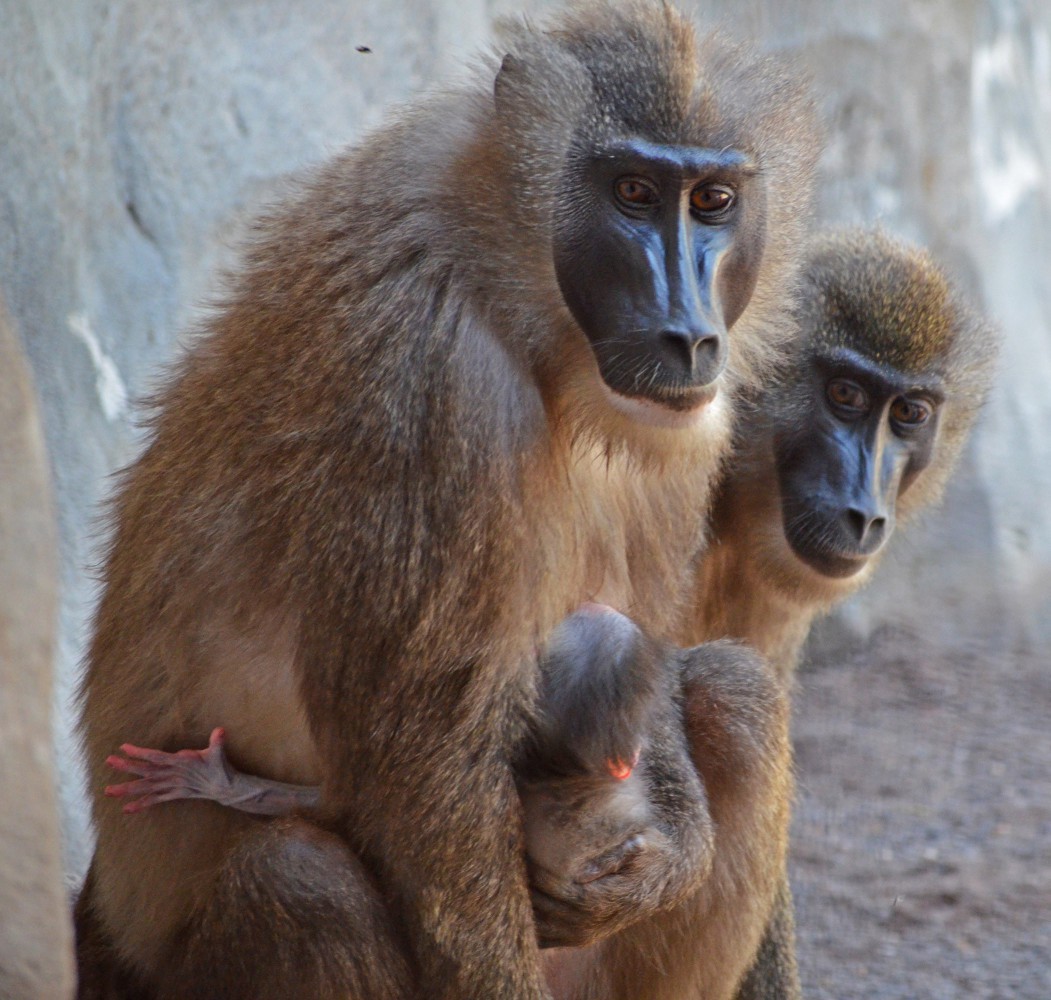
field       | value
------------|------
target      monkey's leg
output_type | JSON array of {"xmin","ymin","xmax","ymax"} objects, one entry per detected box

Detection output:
[
  {"xmin": 733, "ymin": 877, "xmax": 801, "ymax": 1000},
  {"xmin": 677, "ymin": 643, "xmax": 795, "ymax": 1000},
  {"xmin": 75, "ymin": 866, "xmax": 154, "ymax": 1000},
  {"xmin": 156, "ymin": 816, "xmax": 419, "ymax": 1000}
]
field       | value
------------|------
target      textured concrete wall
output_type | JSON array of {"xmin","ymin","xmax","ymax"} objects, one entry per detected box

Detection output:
[
  {"xmin": 0, "ymin": 304, "xmax": 73, "ymax": 997},
  {"xmin": 0, "ymin": 0, "xmax": 1047, "ymax": 903}
]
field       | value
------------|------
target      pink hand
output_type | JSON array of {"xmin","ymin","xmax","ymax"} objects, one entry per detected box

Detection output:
[{"xmin": 105, "ymin": 727, "xmax": 229, "ymax": 814}]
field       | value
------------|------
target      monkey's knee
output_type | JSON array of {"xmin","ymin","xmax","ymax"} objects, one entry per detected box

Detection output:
[
  {"xmin": 684, "ymin": 638, "xmax": 786, "ymax": 708},
  {"xmin": 165, "ymin": 818, "xmax": 418, "ymax": 1000},
  {"xmin": 681, "ymin": 640, "xmax": 790, "ymax": 779}
]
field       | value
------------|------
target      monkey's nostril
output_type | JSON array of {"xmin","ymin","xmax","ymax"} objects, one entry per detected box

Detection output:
[
  {"xmin": 845, "ymin": 508, "xmax": 887, "ymax": 547},
  {"xmin": 658, "ymin": 330, "xmax": 694, "ymax": 372},
  {"xmin": 658, "ymin": 329, "xmax": 720, "ymax": 376}
]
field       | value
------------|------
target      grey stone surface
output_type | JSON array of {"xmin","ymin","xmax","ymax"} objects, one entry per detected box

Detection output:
[
  {"xmin": 0, "ymin": 302, "xmax": 73, "ymax": 998},
  {"xmin": 0, "ymin": 0, "xmax": 1047, "ymax": 908}
]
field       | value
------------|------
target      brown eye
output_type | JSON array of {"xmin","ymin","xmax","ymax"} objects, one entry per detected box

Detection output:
[
  {"xmin": 690, "ymin": 184, "xmax": 734, "ymax": 216},
  {"xmin": 614, "ymin": 176, "xmax": 659, "ymax": 207},
  {"xmin": 890, "ymin": 397, "xmax": 932, "ymax": 427},
  {"xmin": 826, "ymin": 379, "xmax": 866, "ymax": 412}
]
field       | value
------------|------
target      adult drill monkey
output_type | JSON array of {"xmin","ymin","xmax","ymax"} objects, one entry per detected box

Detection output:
[{"xmin": 76, "ymin": 3, "xmax": 818, "ymax": 998}]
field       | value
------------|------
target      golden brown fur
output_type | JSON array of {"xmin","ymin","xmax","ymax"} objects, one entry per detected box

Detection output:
[{"xmin": 76, "ymin": 4, "xmax": 818, "ymax": 997}]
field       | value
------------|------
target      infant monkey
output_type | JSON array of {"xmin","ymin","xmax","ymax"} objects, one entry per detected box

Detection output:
[{"xmin": 108, "ymin": 605, "xmax": 765, "ymax": 945}]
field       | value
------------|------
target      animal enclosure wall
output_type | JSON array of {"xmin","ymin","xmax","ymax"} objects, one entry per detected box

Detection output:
[{"xmin": 0, "ymin": 0, "xmax": 1047, "ymax": 994}]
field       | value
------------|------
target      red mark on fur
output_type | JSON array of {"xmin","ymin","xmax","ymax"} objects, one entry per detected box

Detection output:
[{"xmin": 606, "ymin": 748, "xmax": 641, "ymax": 780}]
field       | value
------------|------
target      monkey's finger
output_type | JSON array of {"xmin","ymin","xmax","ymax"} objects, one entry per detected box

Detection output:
[
  {"xmin": 117, "ymin": 743, "xmax": 186, "ymax": 764},
  {"xmin": 530, "ymin": 887, "xmax": 603, "ymax": 949},
  {"xmin": 105, "ymin": 753, "xmax": 181, "ymax": 778},
  {"xmin": 533, "ymin": 917, "xmax": 593, "ymax": 949},
  {"xmin": 107, "ymin": 757, "xmax": 199, "ymax": 785},
  {"xmin": 106, "ymin": 778, "xmax": 178, "ymax": 799},
  {"xmin": 103, "ymin": 777, "xmax": 166, "ymax": 800},
  {"xmin": 577, "ymin": 833, "xmax": 646, "ymax": 883},
  {"xmin": 121, "ymin": 792, "xmax": 172, "ymax": 814},
  {"xmin": 105, "ymin": 754, "xmax": 156, "ymax": 778},
  {"xmin": 527, "ymin": 858, "xmax": 584, "ymax": 900},
  {"xmin": 104, "ymin": 781, "xmax": 135, "ymax": 798},
  {"xmin": 121, "ymin": 786, "xmax": 198, "ymax": 814}
]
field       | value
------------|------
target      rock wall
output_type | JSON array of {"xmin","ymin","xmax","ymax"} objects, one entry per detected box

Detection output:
[
  {"xmin": 0, "ymin": 304, "xmax": 72, "ymax": 997},
  {"xmin": 1, "ymin": 0, "xmax": 1047, "ymax": 902}
]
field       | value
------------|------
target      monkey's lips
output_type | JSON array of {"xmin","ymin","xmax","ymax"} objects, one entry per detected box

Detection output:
[
  {"xmin": 604, "ymin": 384, "xmax": 719, "ymax": 430},
  {"xmin": 789, "ymin": 540, "xmax": 873, "ymax": 580}
]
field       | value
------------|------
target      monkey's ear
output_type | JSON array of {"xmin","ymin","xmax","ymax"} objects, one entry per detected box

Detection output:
[
  {"xmin": 493, "ymin": 52, "xmax": 522, "ymax": 112},
  {"xmin": 491, "ymin": 39, "xmax": 591, "ymax": 132}
]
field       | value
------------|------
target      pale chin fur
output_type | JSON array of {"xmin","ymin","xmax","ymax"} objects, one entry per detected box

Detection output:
[
  {"xmin": 603, "ymin": 384, "xmax": 719, "ymax": 431},
  {"xmin": 776, "ymin": 537, "xmax": 876, "ymax": 606}
]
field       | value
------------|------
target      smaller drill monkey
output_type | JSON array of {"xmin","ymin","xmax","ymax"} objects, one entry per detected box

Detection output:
[
  {"xmin": 690, "ymin": 228, "xmax": 999, "ymax": 679},
  {"xmin": 106, "ymin": 604, "xmax": 786, "ymax": 954},
  {"xmin": 694, "ymin": 229, "xmax": 1000, "ymax": 1000},
  {"xmin": 521, "ymin": 231, "xmax": 999, "ymax": 1000}
]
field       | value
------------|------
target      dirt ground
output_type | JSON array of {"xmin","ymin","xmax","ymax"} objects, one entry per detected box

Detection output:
[{"xmin": 789, "ymin": 630, "xmax": 1051, "ymax": 1000}]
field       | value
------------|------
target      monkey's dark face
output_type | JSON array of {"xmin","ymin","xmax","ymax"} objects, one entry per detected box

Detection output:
[
  {"xmin": 553, "ymin": 139, "xmax": 764, "ymax": 429},
  {"xmin": 775, "ymin": 347, "xmax": 942, "ymax": 578}
]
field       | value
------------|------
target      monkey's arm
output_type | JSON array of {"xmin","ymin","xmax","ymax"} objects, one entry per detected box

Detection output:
[{"xmin": 105, "ymin": 727, "xmax": 320, "ymax": 816}]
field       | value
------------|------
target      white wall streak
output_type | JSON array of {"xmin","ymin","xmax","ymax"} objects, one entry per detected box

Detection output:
[
  {"xmin": 971, "ymin": 32, "xmax": 1045, "ymax": 225},
  {"xmin": 67, "ymin": 313, "xmax": 128, "ymax": 422}
]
